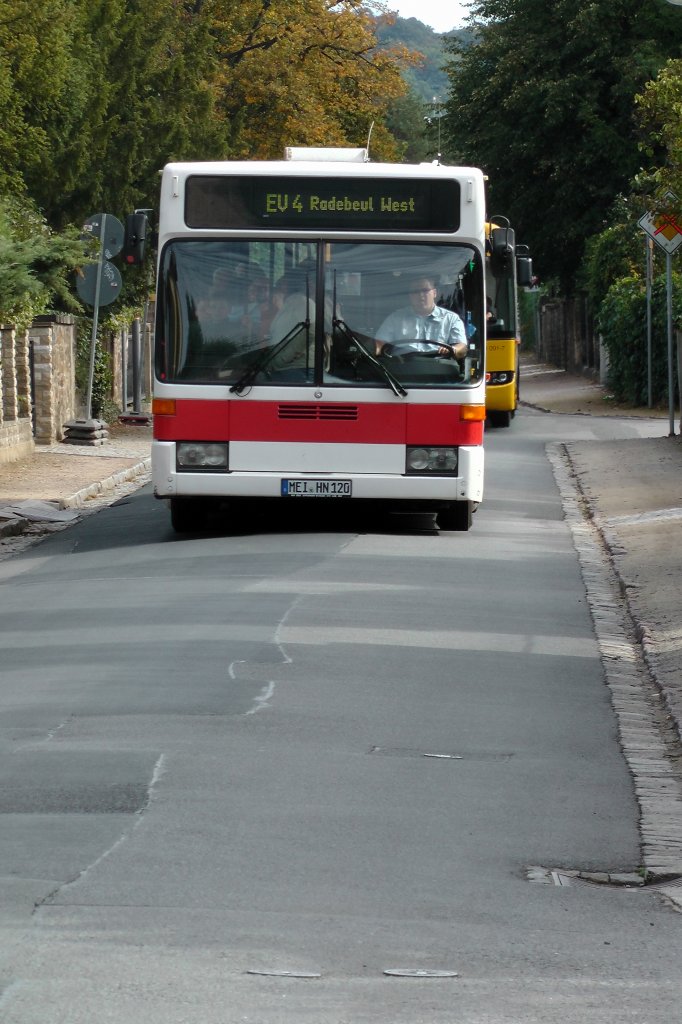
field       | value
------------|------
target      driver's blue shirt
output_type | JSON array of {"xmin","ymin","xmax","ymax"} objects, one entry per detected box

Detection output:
[{"xmin": 376, "ymin": 304, "xmax": 467, "ymax": 346}]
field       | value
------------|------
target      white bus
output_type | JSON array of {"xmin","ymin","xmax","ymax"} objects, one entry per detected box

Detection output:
[{"xmin": 152, "ymin": 148, "xmax": 487, "ymax": 532}]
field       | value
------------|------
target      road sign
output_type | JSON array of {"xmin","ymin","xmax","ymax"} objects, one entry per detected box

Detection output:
[
  {"xmin": 75, "ymin": 260, "xmax": 122, "ymax": 307},
  {"xmin": 77, "ymin": 212, "xmax": 124, "ymax": 308},
  {"xmin": 77, "ymin": 213, "xmax": 126, "ymax": 421},
  {"xmin": 638, "ymin": 194, "xmax": 682, "ymax": 254},
  {"xmin": 81, "ymin": 213, "xmax": 124, "ymax": 260}
]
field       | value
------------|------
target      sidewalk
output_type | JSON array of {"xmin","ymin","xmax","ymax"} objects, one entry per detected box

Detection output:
[
  {"xmin": 0, "ymin": 418, "xmax": 151, "ymax": 540},
  {"xmin": 521, "ymin": 359, "xmax": 682, "ymax": 721},
  {"xmin": 522, "ymin": 360, "xmax": 682, "ymax": 890}
]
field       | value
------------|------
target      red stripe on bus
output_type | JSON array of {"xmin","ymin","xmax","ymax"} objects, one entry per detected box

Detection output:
[{"xmin": 153, "ymin": 399, "xmax": 483, "ymax": 445}]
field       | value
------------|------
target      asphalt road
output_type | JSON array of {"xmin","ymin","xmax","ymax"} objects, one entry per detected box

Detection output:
[{"xmin": 0, "ymin": 406, "xmax": 680, "ymax": 1024}]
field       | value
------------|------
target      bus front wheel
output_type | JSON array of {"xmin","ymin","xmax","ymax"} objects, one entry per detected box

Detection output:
[
  {"xmin": 488, "ymin": 409, "xmax": 512, "ymax": 428},
  {"xmin": 170, "ymin": 498, "xmax": 211, "ymax": 533},
  {"xmin": 437, "ymin": 501, "xmax": 473, "ymax": 532}
]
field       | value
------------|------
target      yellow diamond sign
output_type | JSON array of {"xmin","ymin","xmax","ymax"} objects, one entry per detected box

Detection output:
[{"xmin": 639, "ymin": 194, "xmax": 682, "ymax": 254}]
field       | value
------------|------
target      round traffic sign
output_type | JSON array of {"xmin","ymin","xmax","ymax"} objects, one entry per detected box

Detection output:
[
  {"xmin": 76, "ymin": 260, "xmax": 123, "ymax": 308},
  {"xmin": 81, "ymin": 213, "xmax": 124, "ymax": 260}
]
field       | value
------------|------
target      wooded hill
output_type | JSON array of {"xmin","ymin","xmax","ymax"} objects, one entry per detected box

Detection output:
[{"xmin": 373, "ymin": 14, "xmax": 474, "ymax": 103}]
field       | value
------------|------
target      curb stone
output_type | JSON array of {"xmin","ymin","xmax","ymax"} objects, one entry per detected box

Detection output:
[
  {"xmin": 0, "ymin": 516, "xmax": 29, "ymax": 540},
  {"xmin": 548, "ymin": 443, "xmax": 682, "ymax": 909},
  {"xmin": 0, "ymin": 457, "xmax": 151, "ymax": 550},
  {"xmin": 58, "ymin": 457, "xmax": 151, "ymax": 509}
]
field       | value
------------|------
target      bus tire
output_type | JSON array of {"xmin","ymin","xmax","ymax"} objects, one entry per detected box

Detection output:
[
  {"xmin": 489, "ymin": 409, "xmax": 512, "ymax": 428},
  {"xmin": 437, "ymin": 501, "xmax": 473, "ymax": 532},
  {"xmin": 170, "ymin": 498, "xmax": 210, "ymax": 533}
]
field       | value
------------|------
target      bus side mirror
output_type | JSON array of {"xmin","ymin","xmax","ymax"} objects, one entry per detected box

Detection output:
[
  {"xmin": 490, "ymin": 225, "xmax": 515, "ymax": 264},
  {"xmin": 490, "ymin": 226, "xmax": 515, "ymax": 277},
  {"xmin": 516, "ymin": 255, "xmax": 533, "ymax": 287}
]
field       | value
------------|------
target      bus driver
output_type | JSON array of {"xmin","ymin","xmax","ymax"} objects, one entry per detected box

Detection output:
[{"xmin": 375, "ymin": 275, "xmax": 467, "ymax": 360}]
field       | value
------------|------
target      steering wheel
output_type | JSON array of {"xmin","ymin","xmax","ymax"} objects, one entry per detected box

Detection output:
[{"xmin": 383, "ymin": 341, "xmax": 452, "ymax": 360}]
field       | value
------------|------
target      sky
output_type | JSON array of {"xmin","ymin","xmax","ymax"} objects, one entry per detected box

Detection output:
[{"xmin": 385, "ymin": 0, "xmax": 470, "ymax": 32}]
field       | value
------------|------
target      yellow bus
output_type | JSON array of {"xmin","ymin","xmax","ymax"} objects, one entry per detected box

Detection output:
[{"xmin": 485, "ymin": 218, "xmax": 532, "ymax": 428}]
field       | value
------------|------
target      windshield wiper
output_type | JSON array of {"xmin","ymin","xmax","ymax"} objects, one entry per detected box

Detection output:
[
  {"xmin": 333, "ymin": 318, "xmax": 408, "ymax": 398},
  {"xmin": 229, "ymin": 320, "xmax": 308, "ymax": 394}
]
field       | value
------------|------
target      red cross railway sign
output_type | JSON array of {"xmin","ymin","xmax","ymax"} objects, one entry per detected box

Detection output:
[{"xmin": 638, "ymin": 194, "xmax": 682, "ymax": 254}]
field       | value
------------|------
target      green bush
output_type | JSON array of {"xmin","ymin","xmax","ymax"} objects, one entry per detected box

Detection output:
[
  {"xmin": 518, "ymin": 289, "xmax": 542, "ymax": 353},
  {"xmin": 0, "ymin": 193, "xmax": 85, "ymax": 327},
  {"xmin": 597, "ymin": 273, "xmax": 681, "ymax": 405},
  {"xmin": 75, "ymin": 319, "xmax": 115, "ymax": 419}
]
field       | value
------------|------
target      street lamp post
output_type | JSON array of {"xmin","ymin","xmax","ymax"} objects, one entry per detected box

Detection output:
[
  {"xmin": 664, "ymin": 0, "xmax": 682, "ymax": 430},
  {"xmin": 433, "ymin": 96, "xmax": 441, "ymax": 161},
  {"xmin": 424, "ymin": 96, "xmax": 444, "ymax": 164}
]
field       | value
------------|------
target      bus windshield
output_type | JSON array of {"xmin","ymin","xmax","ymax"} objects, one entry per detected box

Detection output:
[{"xmin": 156, "ymin": 240, "xmax": 484, "ymax": 389}]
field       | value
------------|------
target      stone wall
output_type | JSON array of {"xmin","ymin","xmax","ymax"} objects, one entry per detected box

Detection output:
[
  {"xmin": 31, "ymin": 315, "xmax": 76, "ymax": 443},
  {"xmin": 0, "ymin": 326, "xmax": 33, "ymax": 465},
  {"xmin": 0, "ymin": 316, "xmax": 77, "ymax": 464}
]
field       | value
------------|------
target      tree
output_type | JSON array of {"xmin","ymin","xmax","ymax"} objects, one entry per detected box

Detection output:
[
  {"xmin": 579, "ymin": 196, "xmax": 649, "ymax": 311},
  {"xmin": 0, "ymin": 0, "xmax": 79, "ymax": 200},
  {"xmin": 443, "ymin": 0, "xmax": 682, "ymax": 292},
  {"xmin": 597, "ymin": 271, "xmax": 681, "ymax": 405},
  {"xmin": 371, "ymin": 12, "xmax": 451, "ymax": 103},
  {"xmin": 0, "ymin": 0, "xmax": 421, "ymax": 326},
  {"xmin": 29, "ymin": 0, "xmax": 226, "ymax": 228},
  {"xmin": 0, "ymin": 194, "xmax": 86, "ymax": 326},
  {"xmin": 636, "ymin": 58, "xmax": 682, "ymax": 212},
  {"xmin": 206, "ymin": 0, "xmax": 412, "ymax": 160},
  {"xmin": 384, "ymin": 91, "xmax": 433, "ymax": 163}
]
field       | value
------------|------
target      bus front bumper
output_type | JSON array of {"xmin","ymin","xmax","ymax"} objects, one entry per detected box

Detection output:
[{"xmin": 152, "ymin": 442, "xmax": 484, "ymax": 504}]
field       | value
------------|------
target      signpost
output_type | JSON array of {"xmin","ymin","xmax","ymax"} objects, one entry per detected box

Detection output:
[
  {"xmin": 638, "ymin": 194, "xmax": 681, "ymax": 436},
  {"xmin": 67, "ymin": 214, "xmax": 124, "ymax": 444}
]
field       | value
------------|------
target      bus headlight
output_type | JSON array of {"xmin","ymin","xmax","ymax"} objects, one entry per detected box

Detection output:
[
  {"xmin": 406, "ymin": 446, "xmax": 458, "ymax": 474},
  {"xmin": 176, "ymin": 442, "xmax": 228, "ymax": 470},
  {"xmin": 486, "ymin": 371, "xmax": 515, "ymax": 385}
]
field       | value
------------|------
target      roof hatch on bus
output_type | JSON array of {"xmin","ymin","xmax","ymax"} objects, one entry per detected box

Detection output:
[{"xmin": 285, "ymin": 147, "xmax": 369, "ymax": 163}]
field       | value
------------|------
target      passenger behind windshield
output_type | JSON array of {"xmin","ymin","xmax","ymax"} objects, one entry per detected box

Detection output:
[
  {"xmin": 194, "ymin": 289, "xmax": 229, "ymax": 345},
  {"xmin": 262, "ymin": 268, "xmax": 315, "ymax": 372},
  {"xmin": 193, "ymin": 265, "xmax": 270, "ymax": 349}
]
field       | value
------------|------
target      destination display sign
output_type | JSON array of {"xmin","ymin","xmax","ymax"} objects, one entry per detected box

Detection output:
[{"xmin": 185, "ymin": 176, "xmax": 460, "ymax": 232}]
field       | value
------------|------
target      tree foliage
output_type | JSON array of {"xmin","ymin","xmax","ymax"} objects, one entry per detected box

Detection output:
[
  {"xmin": 0, "ymin": 0, "xmax": 79, "ymax": 199},
  {"xmin": 23, "ymin": 0, "xmax": 226, "ymax": 228},
  {"xmin": 636, "ymin": 58, "xmax": 682, "ymax": 213},
  {"xmin": 598, "ymin": 272, "xmax": 681, "ymax": 406},
  {"xmin": 443, "ymin": 0, "xmax": 682, "ymax": 292},
  {"xmin": 0, "ymin": 0, "xmax": 413, "ymax": 223},
  {"xmin": 0, "ymin": 0, "xmax": 421, "ymax": 321},
  {"xmin": 207, "ymin": 0, "xmax": 411, "ymax": 160},
  {"xmin": 384, "ymin": 92, "xmax": 432, "ymax": 163},
  {"xmin": 0, "ymin": 194, "xmax": 86, "ymax": 326},
  {"xmin": 579, "ymin": 196, "xmax": 649, "ymax": 310},
  {"xmin": 371, "ymin": 13, "xmax": 451, "ymax": 103}
]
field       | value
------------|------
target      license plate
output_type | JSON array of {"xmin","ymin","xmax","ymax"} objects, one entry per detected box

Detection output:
[{"xmin": 281, "ymin": 478, "xmax": 352, "ymax": 498}]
